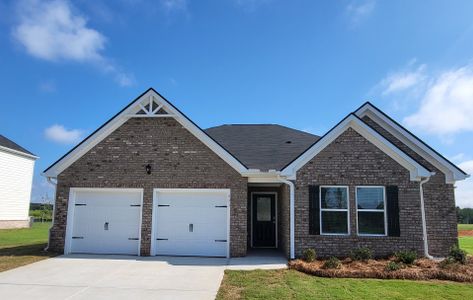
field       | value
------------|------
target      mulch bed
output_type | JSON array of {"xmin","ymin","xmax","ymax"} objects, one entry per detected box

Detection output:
[{"xmin": 289, "ymin": 257, "xmax": 473, "ymax": 283}]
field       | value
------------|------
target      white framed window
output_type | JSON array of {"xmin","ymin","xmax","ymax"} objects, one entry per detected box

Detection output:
[
  {"xmin": 356, "ymin": 186, "xmax": 387, "ymax": 236},
  {"xmin": 320, "ymin": 186, "xmax": 349, "ymax": 235}
]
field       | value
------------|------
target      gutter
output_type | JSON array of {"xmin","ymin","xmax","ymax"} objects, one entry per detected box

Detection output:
[
  {"xmin": 419, "ymin": 172, "xmax": 436, "ymax": 259},
  {"xmin": 44, "ymin": 176, "xmax": 57, "ymax": 252},
  {"xmin": 277, "ymin": 176, "xmax": 295, "ymax": 260}
]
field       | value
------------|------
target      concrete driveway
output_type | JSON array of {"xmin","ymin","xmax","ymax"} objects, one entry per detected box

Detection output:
[{"xmin": 0, "ymin": 253, "xmax": 287, "ymax": 300}]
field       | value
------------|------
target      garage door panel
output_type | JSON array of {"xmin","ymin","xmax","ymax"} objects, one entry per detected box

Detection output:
[
  {"xmin": 156, "ymin": 221, "xmax": 227, "ymax": 239},
  {"xmin": 154, "ymin": 190, "xmax": 229, "ymax": 257},
  {"xmin": 156, "ymin": 239, "xmax": 227, "ymax": 257},
  {"xmin": 69, "ymin": 190, "xmax": 141, "ymax": 255}
]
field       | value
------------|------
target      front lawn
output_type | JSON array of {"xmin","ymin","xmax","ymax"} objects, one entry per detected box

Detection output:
[
  {"xmin": 217, "ymin": 269, "xmax": 473, "ymax": 300},
  {"xmin": 0, "ymin": 222, "xmax": 56, "ymax": 272},
  {"xmin": 458, "ymin": 224, "xmax": 473, "ymax": 231},
  {"xmin": 460, "ymin": 237, "xmax": 473, "ymax": 255}
]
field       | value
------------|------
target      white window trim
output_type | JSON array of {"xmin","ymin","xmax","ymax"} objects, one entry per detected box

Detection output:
[
  {"xmin": 355, "ymin": 186, "xmax": 388, "ymax": 237},
  {"xmin": 320, "ymin": 185, "xmax": 350, "ymax": 236}
]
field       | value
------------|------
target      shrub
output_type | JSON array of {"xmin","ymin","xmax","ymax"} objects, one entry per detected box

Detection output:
[
  {"xmin": 351, "ymin": 247, "xmax": 372, "ymax": 261},
  {"xmin": 394, "ymin": 250, "xmax": 417, "ymax": 265},
  {"xmin": 448, "ymin": 245, "xmax": 467, "ymax": 264},
  {"xmin": 323, "ymin": 257, "xmax": 342, "ymax": 269},
  {"xmin": 385, "ymin": 261, "xmax": 402, "ymax": 271},
  {"xmin": 303, "ymin": 248, "xmax": 316, "ymax": 262}
]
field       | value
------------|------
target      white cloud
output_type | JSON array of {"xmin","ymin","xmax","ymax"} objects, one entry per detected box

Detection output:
[
  {"xmin": 404, "ymin": 65, "xmax": 473, "ymax": 136},
  {"xmin": 44, "ymin": 124, "xmax": 83, "ymax": 144},
  {"xmin": 13, "ymin": 0, "xmax": 105, "ymax": 62},
  {"xmin": 346, "ymin": 0, "xmax": 376, "ymax": 26},
  {"xmin": 12, "ymin": 0, "xmax": 134, "ymax": 86},
  {"xmin": 381, "ymin": 64, "xmax": 426, "ymax": 95},
  {"xmin": 450, "ymin": 153, "xmax": 467, "ymax": 164},
  {"xmin": 456, "ymin": 160, "xmax": 473, "ymax": 208}
]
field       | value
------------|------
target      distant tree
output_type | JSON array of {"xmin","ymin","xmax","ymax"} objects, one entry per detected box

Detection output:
[{"xmin": 457, "ymin": 207, "xmax": 473, "ymax": 224}]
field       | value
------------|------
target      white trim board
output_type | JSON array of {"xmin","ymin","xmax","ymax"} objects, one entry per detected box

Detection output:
[
  {"xmin": 0, "ymin": 145, "xmax": 38, "ymax": 160},
  {"xmin": 43, "ymin": 88, "xmax": 248, "ymax": 177},
  {"xmin": 281, "ymin": 114, "xmax": 431, "ymax": 181},
  {"xmin": 355, "ymin": 103, "xmax": 469, "ymax": 183}
]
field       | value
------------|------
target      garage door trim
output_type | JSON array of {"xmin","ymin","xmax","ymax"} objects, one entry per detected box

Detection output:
[
  {"xmin": 151, "ymin": 188, "xmax": 231, "ymax": 258},
  {"xmin": 64, "ymin": 188, "xmax": 144, "ymax": 255}
]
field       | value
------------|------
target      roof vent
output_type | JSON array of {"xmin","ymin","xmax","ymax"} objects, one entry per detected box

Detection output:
[{"xmin": 285, "ymin": 141, "xmax": 292, "ymax": 144}]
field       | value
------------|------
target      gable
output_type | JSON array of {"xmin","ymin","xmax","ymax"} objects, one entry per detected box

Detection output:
[
  {"xmin": 59, "ymin": 117, "xmax": 243, "ymax": 181},
  {"xmin": 281, "ymin": 114, "xmax": 431, "ymax": 181},
  {"xmin": 43, "ymin": 88, "xmax": 248, "ymax": 177},
  {"xmin": 298, "ymin": 127, "xmax": 412, "ymax": 181},
  {"xmin": 355, "ymin": 102, "xmax": 468, "ymax": 183}
]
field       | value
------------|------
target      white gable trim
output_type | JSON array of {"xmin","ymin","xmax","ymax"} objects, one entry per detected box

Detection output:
[
  {"xmin": 281, "ymin": 115, "xmax": 431, "ymax": 181},
  {"xmin": 355, "ymin": 103, "xmax": 469, "ymax": 183},
  {"xmin": 0, "ymin": 145, "xmax": 38, "ymax": 161},
  {"xmin": 43, "ymin": 89, "xmax": 248, "ymax": 177}
]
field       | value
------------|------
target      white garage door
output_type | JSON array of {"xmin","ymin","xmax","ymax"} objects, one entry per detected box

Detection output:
[
  {"xmin": 67, "ymin": 189, "xmax": 142, "ymax": 255},
  {"xmin": 153, "ymin": 189, "xmax": 229, "ymax": 257}
]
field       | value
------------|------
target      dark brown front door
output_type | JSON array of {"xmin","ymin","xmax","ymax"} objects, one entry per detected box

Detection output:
[{"xmin": 252, "ymin": 193, "xmax": 276, "ymax": 248}]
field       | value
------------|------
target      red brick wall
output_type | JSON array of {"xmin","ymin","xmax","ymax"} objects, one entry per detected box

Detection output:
[{"xmin": 49, "ymin": 118, "xmax": 248, "ymax": 257}]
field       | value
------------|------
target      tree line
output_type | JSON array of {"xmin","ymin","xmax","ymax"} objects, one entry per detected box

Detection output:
[{"xmin": 457, "ymin": 207, "xmax": 473, "ymax": 224}]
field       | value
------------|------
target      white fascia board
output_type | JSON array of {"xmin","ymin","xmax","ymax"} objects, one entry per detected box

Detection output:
[
  {"xmin": 43, "ymin": 89, "xmax": 248, "ymax": 177},
  {"xmin": 356, "ymin": 103, "xmax": 468, "ymax": 183},
  {"xmin": 281, "ymin": 115, "xmax": 430, "ymax": 182},
  {"xmin": 0, "ymin": 146, "xmax": 38, "ymax": 161}
]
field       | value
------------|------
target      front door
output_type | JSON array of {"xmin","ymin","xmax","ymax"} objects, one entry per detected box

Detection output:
[{"xmin": 252, "ymin": 193, "xmax": 276, "ymax": 248}]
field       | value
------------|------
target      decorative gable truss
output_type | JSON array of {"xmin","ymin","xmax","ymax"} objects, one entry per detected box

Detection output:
[
  {"xmin": 43, "ymin": 88, "xmax": 248, "ymax": 177},
  {"xmin": 281, "ymin": 114, "xmax": 432, "ymax": 182},
  {"xmin": 128, "ymin": 95, "xmax": 174, "ymax": 117}
]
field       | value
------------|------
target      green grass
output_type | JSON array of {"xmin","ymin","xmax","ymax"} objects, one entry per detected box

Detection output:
[
  {"xmin": 459, "ymin": 237, "xmax": 473, "ymax": 255},
  {"xmin": 217, "ymin": 269, "xmax": 473, "ymax": 300},
  {"xmin": 458, "ymin": 224, "xmax": 473, "ymax": 231},
  {"xmin": 0, "ymin": 222, "xmax": 56, "ymax": 272}
]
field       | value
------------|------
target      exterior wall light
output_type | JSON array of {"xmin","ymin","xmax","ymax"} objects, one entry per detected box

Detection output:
[{"xmin": 145, "ymin": 164, "xmax": 152, "ymax": 175}]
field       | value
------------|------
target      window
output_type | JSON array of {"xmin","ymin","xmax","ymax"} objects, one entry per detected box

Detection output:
[
  {"xmin": 320, "ymin": 186, "xmax": 349, "ymax": 235},
  {"xmin": 356, "ymin": 186, "xmax": 387, "ymax": 236}
]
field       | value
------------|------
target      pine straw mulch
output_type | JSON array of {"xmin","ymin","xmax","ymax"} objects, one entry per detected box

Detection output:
[{"xmin": 289, "ymin": 257, "xmax": 473, "ymax": 283}]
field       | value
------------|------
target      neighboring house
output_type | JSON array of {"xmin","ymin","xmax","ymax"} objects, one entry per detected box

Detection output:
[
  {"xmin": 0, "ymin": 135, "xmax": 38, "ymax": 229},
  {"xmin": 43, "ymin": 88, "xmax": 469, "ymax": 258}
]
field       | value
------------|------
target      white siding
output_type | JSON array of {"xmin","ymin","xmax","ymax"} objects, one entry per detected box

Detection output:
[{"xmin": 0, "ymin": 150, "xmax": 35, "ymax": 221}]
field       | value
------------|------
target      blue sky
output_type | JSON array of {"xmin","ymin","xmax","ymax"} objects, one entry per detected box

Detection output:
[{"xmin": 1, "ymin": 0, "xmax": 473, "ymax": 207}]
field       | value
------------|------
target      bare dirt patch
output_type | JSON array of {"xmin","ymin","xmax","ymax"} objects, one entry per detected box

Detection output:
[
  {"xmin": 289, "ymin": 257, "xmax": 473, "ymax": 283},
  {"xmin": 459, "ymin": 230, "xmax": 473, "ymax": 237}
]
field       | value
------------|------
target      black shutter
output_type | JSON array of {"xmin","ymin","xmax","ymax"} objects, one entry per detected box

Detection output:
[
  {"xmin": 386, "ymin": 186, "xmax": 400, "ymax": 237},
  {"xmin": 309, "ymin": 185, "xmax": 320, "ymax": 235}
]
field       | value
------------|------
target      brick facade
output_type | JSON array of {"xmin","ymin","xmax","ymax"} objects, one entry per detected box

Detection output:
[
  {"xmin": 49, "ymin": 118, "xmax": 248, "ymax": 257},
  {"xmin": 48, "ymin": 112, "xmax": 457, "ymax": 259},
  {"xmin": 362, "ymin": 116, "xmax": 457, "ymax": 256},
  {"xmin": 295, "ymin": 128, "xmax": 425, "ymax": 258}
]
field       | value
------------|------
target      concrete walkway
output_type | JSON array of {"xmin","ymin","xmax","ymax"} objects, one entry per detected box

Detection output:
[{"xmin": 0, "ymin": 253, "xmax": 287, "ymax": 300}]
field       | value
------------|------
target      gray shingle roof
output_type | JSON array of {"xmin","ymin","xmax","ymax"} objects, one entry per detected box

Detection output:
[
  {"xmin": 0, "ymin": 134, "xmax": 36, "ymax": 156},
  {"xmin": 205, "ymin": 124, "xmax": 320, "ymax": 171}
]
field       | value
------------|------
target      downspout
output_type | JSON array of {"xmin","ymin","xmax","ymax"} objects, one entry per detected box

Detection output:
[
  {"xmin": 419, "ymin": 172, "xmax": 436, "ymax": 259},
  {"xmin": 44, "ymin": 176, "xmax": 57, "ymax": 251},
  {"xmin": 277, "ymin": 176, "xmax": 295, "ymax": 259}
]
